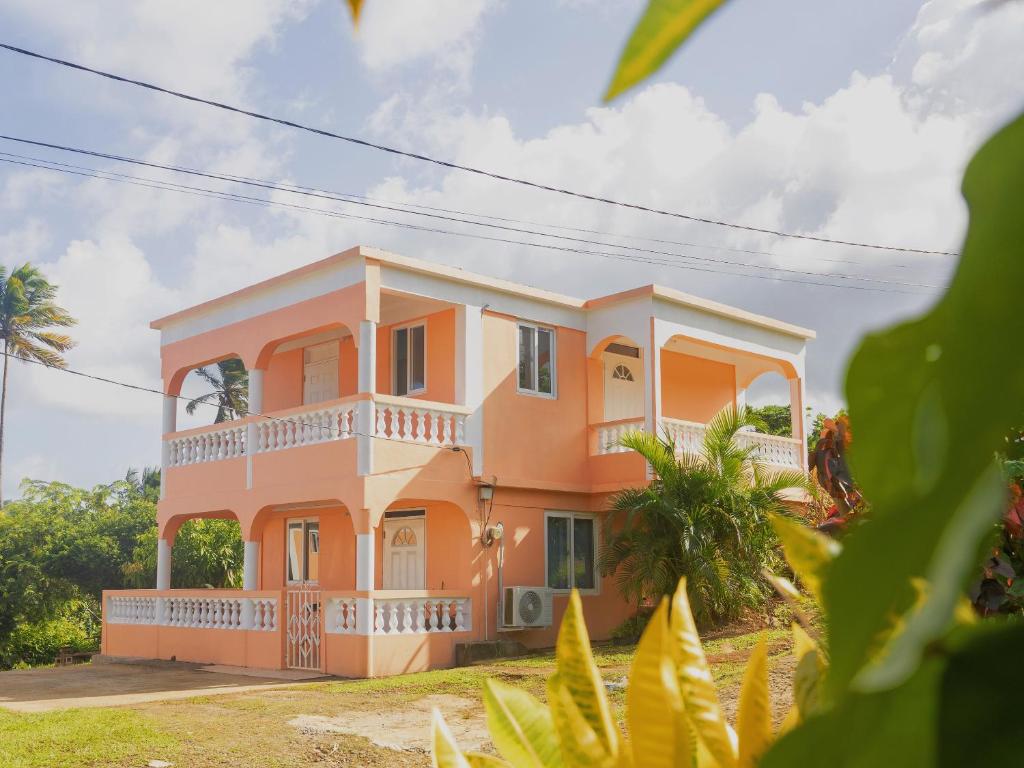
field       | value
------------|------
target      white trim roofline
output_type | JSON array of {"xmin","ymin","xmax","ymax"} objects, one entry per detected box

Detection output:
[{"xmin": 150, "ymin": 244, "xmax": 814, "ymax": 341}]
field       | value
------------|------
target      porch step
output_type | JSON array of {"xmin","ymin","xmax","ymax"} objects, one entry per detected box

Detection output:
[{"xmin": 455, "ymin": 640, "xmax": 530, "ymax": 667}]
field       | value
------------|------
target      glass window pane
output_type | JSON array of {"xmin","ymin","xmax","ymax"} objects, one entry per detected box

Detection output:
[
  {"xmin": 573, "ymin": 517, "xmax": 595, "ymax": 590},
  {"xmin": 287, "ymin": 521, "xmax": 304, "ymax": 582},
  {"xmin": 547, "ymin": 516, "xmax": 571, "ymax": 590},
  {"xmin": 537, "ymin": 328, "xmax": 553, "ymax": 395},
  {"xmin": 394, "ymin": 328, "xmax": 408, "ymax": 396},
  {"xmin": 518, "ymin": 326, "xmax": 534, "ymax": 390},
  {"xmin": 305, "ymin": 522, "xmax": 320, "ymax": 582},
  {"xmin": 410, "ymin": 325, "xmax": 425, "ymax": 392}
]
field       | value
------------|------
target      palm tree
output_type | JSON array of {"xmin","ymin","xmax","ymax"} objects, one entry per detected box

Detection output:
[
  {"xmin": 0, "ymin": 264, "xmax": 76, "ymax": 506},
  {"xmin": 185, "ymin": 358, "xmax": 248, "ymax": 423},
  {"xmin": 600, "ymin": 405, "xmax": 810, "ymax": 628}
]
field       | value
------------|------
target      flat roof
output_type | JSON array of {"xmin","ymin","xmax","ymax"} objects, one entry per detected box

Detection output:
[{"xmin": 151, "ymin": 245, "xmax": 815, "ymax": 340}]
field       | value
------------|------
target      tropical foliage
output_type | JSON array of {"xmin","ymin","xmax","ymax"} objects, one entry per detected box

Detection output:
[
  {"xmin": 600, "ymin": 406, "xmax": 808, "ymax": 628},
  {"xmin": 746, "ymin": 404, "xmax": 792, "ymax": 438},
  {"xmin": 185, "ymin": 358, "xmax": 249, "ymax": 423},
  {"xmin": 0, "ymin": 470, "xmax": 243, "ymax": 668},
  {"xmin": 0, "ymin": 263, "xmax": 76, "ymax": 505}
]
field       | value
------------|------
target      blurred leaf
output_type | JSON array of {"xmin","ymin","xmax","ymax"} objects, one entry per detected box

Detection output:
[
  {"xmin": 670, "ymin": 578, "xmax": 737, "ymax": 767},
  {"xmin": 344, "ymin": 0, "xmax": 364, "ymax": 25},
  {"xmin": 938, "ymin": 623, "xmax": 1024, "ymax": 766},
  {"xmin": 604, "ymin": 0, "xmax": 726, "ymax": 102},
  {"xmin": 826, "ymin": 111, "xmax": 1024, "ymax": 697},
  {"xmin": 769, "ymin": 513, "xmax": 840, "ymax": 604},
  {"xmin": 626, "ymin": 599, "xmax": 689, "ymax": 767},
  {"xmin": 736, "ymin": 635, "xmax": 771, "ymax": 768},
  {"xmin": 432, "ymin": 709, "xmax": 471, "ymax": 768},
  {"xmin": 792, "ymin": 624, "xmax": 824, "ymax": 718},
  {"xmin": 483, "ymin": 679, "xmax": 562, "ymax": 767},
  {"xmin": 553, "ymin": 591, "xmax": 619, "ymax": 759},
  {"xmin": 761, "ymin": 660, "xmax": 941, "ymax": 768},
  {"xmin": 466, "ymin": 755, "xmax": 510, "ymax": 768},
  {"xmin": 547, "ymin": 676, "xmax": 616, "ymax": 767}
]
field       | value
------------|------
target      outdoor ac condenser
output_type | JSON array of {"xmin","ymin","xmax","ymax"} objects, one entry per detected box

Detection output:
[{"xmin": 502, "ymin": 586, "xmax": 553, "ymax": 628}]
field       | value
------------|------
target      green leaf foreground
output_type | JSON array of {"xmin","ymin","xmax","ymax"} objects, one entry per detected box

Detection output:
[
  {"xmin": 824, "ymin": 111, "xmax": 1024, "ymax": 697},
  {"xmin": 604, "ymin": 0, "xmax": 726, "ymax": 102}
]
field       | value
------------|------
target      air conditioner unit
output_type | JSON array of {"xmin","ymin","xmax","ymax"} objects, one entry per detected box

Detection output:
[{"xmin": 502, "ymin": 586, "xmax": 553, "ymax": 628}]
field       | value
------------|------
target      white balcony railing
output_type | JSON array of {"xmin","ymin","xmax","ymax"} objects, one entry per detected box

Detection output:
[
  {"xmin": 324, "ymin": 593, "xmax": 472, "ymax": 636},
  {"xmin": 106, "ymin": 592, "xmax": 279, "ymax": 631},
  {"xmin": 164, "ymin": 396, "xmax": 469, "ymax": 468},
  {"xmin": 592, "ymin": 417, "xmax": 804, "ymax": 470}
]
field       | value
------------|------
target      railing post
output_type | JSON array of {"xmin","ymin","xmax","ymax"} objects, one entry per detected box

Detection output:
[{"xmin": 239, "ymin": 598, "xmax": 255, "ymax": 630}]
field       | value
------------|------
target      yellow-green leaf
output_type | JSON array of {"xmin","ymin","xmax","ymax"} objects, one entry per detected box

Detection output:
[
  {"xmin": 483, "ymin": 679, "xmax": 563, "ymax": 767},
  {"xmin": 344, "ymin": 0, "xmax": 364, "ymax": 25},
  {"xmin": 548, "ymin": 675, "xmax": 617, "ymax": 767},
  {"xmin": 466, "ymin": 754, "xmax": 511, "ymax": 768},
  {"xmin": 433, "ymin": 709, "xmax": 471, "ymax": 768},
  {"xmin": 670, "ymin": 578, "xmax": 737, "ymax": 768},
  {"xmin": 769, "ymin": 513, "xmax": 840, "ymax": 603},
  {"xmin": 554, "ymin": 590, "xmax": 619, "ymax": 758},
  {"xmin": 736, "ymin": 635, "xmax": 772, "ymax": 768},
  {"xmin": 627, "ymin": 598, "xmax": 690, "ymax": 768},
  {"xmin": 604, "ymin": 0, "xmax": 726, "ymax": 102},
  {"xmin": 791, "ymin": 624, "xmax": 824, "ymax": 718}
]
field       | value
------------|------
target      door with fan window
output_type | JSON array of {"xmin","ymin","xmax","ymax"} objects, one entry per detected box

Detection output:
[
  {"xmin": 383, "ymin": 514, "xmax": 425, "ymax": 590},
  {"xmin": 603, "ymin": 351, "xmax": 643, "ymax": 421}
]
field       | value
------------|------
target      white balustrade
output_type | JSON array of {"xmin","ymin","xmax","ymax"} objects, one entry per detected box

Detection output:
[
  {"xmin": 328, "ymin": 597, "xmax": 358, "ymax": 634},
  {"xmin": 252, "ymin": 402, "xmax": 356, "ymax": 454},
  {"xmin": 106, "ymin": 594, "xmax": 278, "ymax": 631},
  {"xmin": 736, "ymin": 431, "xmax": 804, "ymax": 470},
  {"xmin": 594, "ymin": 420, "xmax": 645, "ymax": 455},
  {"xmin": 373, "ymin": 401, "xmax": 467, "ymax": 448},
  {"xmin": 167, "ymin": 424, "xmax": 246, "ymax": 467},
  {"xmin": 371, "ymin": 597, "xmax": 472, "ymax": 635}
]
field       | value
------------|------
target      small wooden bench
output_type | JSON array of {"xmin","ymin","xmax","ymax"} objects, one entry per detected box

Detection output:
[{"xmin": 56, "ymin": 647, "xmax": 95, "ymax": 666}]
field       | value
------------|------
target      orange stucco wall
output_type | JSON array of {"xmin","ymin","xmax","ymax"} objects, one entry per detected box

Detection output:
[
  {"xmin": 375, "ymin": 308, "xmax": 456, "ymax": 403},
  {"xmin": 660, "ymin": 350, "xmax": 736, "ymax": 423},
  {"xmin": 257, "ymin": 505, "xmax": 356, "ymax": 591}
]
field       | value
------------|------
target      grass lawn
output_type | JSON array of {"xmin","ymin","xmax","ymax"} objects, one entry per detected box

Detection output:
[{"xmin": 0, "ymin": 628, "xmax": 794, "ymax": 768}]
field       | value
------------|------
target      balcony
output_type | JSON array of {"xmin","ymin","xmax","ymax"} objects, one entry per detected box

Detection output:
[{"xmin": 591, "ymin": 417, "xmax": 804, "ymax": 471}]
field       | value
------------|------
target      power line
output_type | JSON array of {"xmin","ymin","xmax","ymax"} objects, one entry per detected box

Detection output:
[
  {"xmin": 0, "ymin": 134, "xmax": 918, "ymax": 270},
  {"xmin": 0, "ymin": 41, "xmax": 960, "ymax": 257},
  {"xmin": 0, "ymin": 153, "xmax": 934, "ymax": 295}
]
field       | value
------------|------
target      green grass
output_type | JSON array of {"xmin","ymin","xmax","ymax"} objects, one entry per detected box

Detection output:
[{"xmin": 0, "ymin": 708, "xmax": 176, "ymax": 768}]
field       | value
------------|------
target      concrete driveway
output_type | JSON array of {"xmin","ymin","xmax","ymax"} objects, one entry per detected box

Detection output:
[{"xmin": 0, "ymin": 658, "xmax": 327, "ymax": 713}]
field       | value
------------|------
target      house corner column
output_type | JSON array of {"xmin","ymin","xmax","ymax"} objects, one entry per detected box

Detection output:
[
  {"xmin": 456, "ymin": 304, "xmax": 485, "ymax": 475},
  {"xmin": 160, "ymin": 395, "xmax": 176, "ymax": 500},
  {"xmin": 156, "ymin": 538, "xmax": 172, "ymax": 590},
  {"xmin": 789, "ymin": 377, "xmax": 806, "ymax": 467},
  {"xmin": 357, "ymin": 321, "xmax": 377, "ymax": 476},
  {"xmin": 246, "ymin": 368, "xmax": 265, "ymax": 489}
]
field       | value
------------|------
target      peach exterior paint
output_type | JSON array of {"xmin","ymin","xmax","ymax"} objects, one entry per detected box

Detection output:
[{"xmin": 103, "ymin": 246, "xmax": 812, "ymax": 677}]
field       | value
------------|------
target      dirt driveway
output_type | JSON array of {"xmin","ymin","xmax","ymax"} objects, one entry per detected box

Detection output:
[{"xmin": 0, "ymin": 658, "xmax": 324, "ymax": 713}]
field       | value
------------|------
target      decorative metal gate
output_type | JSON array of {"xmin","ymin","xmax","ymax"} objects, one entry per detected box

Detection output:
[{"xmin": 286, "ymin": 586, "xmax": 322, "ymax": 671}]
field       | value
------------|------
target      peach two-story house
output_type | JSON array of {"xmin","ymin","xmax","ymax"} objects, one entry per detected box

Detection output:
[{"xmin": 101, "ymin": 245, "xmax": 813, "ymax": 678}]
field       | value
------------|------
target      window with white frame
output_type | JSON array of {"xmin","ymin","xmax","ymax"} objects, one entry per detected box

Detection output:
[
  {"xmin": 393, "ymin": 323, "xmax": 426, "ymax": 396},
  {"xmin": 545, "ymin": 511, "xmax": 597, "ymax": 592},
  {"xmin": 517, "ymin": 322, "xmax": 555, "ymax": 396}
]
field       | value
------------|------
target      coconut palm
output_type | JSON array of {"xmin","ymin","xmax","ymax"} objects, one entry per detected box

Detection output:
[
  {"xmin": 0, "ymin": 264, "xmax": 76, "ymax": 506},
  {"xmin": 600, "ymin": 405, "xmax": 810, "ymax": 628},
  {"xmin": 185, "ymin": 358, "xmax": 248, "ymax": 423}
]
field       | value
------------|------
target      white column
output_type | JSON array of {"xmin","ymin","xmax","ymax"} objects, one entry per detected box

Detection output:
[
  {"xmin": 161, "ymin": 395, "xmax": 176, "ymax": 500},
  {"xmin": 243, "ymin": 540, "xmax": 260, "ymax": 590},
  {"xmin": 156, "ymin": 538, "xmax": 172, "ymax": 590},
  {"xmin": 736, "ymin": 387, "xmax": 747, "ymax": 415},
  {"xmin": 455, "ymin": 304, "xmax": 485, "ymax": 475},
  {"xmin": 356, "ymin": 320, "xmax": 378, "ymax": 476},
  {"xmin": 355, "ymin": 532, "xmax": 375, "ymax": 590},
  {"xmin": 358, "ymin": 320, "xmax": 377, "ymax": 393},
  {"xmin": 162, "ymin": 395, "xmax": 177, "ymax": 434}
]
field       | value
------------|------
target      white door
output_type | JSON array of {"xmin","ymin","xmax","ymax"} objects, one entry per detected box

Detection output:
[
  {"xmin": 303, "ymin": 341, "xmax": 339, "ymax": 404},
  {"xmin": 603, "ymin": 352, "xmax": 644, "ymax": 421},
  {"xmin": 383, "ymin": 516, "xmax": 425, "ymax": 590}
]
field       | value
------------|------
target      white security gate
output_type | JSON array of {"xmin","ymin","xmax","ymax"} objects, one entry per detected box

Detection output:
[{"xmin": 286, "ymin": 587, "xmax": 322, "ymax": 671}]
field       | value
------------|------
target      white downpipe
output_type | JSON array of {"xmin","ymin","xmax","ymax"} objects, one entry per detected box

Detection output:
[
  {"xmin": 156, "ymin": 538, "xmax": 172, "ymax": 590},
  {"xmin": 242, "ymin": 541, "xmax": 260, "ymax": 590}
]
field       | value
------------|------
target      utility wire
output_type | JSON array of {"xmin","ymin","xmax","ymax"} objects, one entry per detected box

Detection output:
[
  {"xmin": 0, "ymin": 153, "xmax": 934, "ymax": 295},
  {"xmin": 0, "ymin": 134, "xmax": 917, "ymax": 270},
  {"xmin": 0, "ymin": 135, "xmax": 930, "ymax": 282},
  {"xmin": 0, "ymin": 42, "xmax": 959, "ymax": 257}
]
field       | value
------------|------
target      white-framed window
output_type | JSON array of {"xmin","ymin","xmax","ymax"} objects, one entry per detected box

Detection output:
[
  {"xmin": 545, "ymin": 511, "xmax": 598, "ymax": 594},
  {"xmin": 393, "ymin": 323, "xmax": 426, "ymax": 396},
  {"xmin": 286, "ymin": 518, "xmax": 320, "ymax": 584},
  {"xmin": 517, "ymin": 322, "xmax": 556, "ymax": 397}
]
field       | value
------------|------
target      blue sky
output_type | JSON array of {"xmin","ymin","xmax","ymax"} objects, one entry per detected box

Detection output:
[{"xmin": 0, "ymin": 0, "xmax": 1021, "ymax": 497}]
